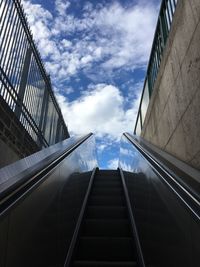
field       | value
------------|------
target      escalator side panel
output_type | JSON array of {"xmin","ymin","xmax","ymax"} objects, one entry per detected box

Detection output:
[
  {"xmin": 4, "ymin": 168, "xmax": 92, "ymax": 267},
  {"xmin": 119, "ymin": 132, "xmax": 200, "ymax": 267},
  {"xmin": 0, "ymin": 216, "xmax": 8, "ymax": 267},
  {"xmin": 0, "ymin": 134, "xmax": 97, "ymax": 267},
  {"xmin": 124, "ymin": 172, "xmax": 194, "ymax": 267},
  {"xmin": 5, "ymin": 166, "xmax": 61, "ymax": 267}
]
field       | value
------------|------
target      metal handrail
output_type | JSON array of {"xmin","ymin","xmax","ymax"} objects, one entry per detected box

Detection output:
[
  {"xmin": 124, "ymin": 133, "xmax": 200, "ymax": 221},
  {"xmin": 0, "ymin": 133, "xmax": 93, "ymax": 216},
  {"xmin": 119, "ymin": 168, "xmax": 146, "ymax": 267},
  {"xmin": 64, "ymin": 167, "xmax": 98, "ymax": 267},
  {"xmin": 134, "ymin": 0, "xmax": 178, "ymax": 135}
]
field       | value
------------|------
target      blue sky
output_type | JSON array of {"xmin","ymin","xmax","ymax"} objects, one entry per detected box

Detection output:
[{"xmin": 22, "ymin": 0, "xmax": 161, "ymax": 169}]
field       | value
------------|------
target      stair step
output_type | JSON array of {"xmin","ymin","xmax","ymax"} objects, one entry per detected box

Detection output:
[
  {"xmin": 73, "ymin": 260, "xmax": 137, "ymax": 266},
  {"xmin": 89, "ymin": 196, "xmax": 125, "ymax": 206},
  {"xmin": 96, "ymin": 170, "xmax": 118, "ymax": 176},
  {"xmin": 95, "ymin": 176, "xmax": 120, "ymax": 181},
  {"xmin": 82, "ymin": 219, "xmax": 131, "ymax": 237},
  {"xmin": 76, "ymin": 237, "xmax": 136, "ymax": 261},
  {"xmin": 87, "ymin": 206, "xmax": 127, "ymax": 219},
  {"xmin": 91, "ymin": 188, "xmax": 123, "ymax": 196},
  {"xmin": 92, "ymin": 185, "xmax": 122, "ymax": 192},
  {"xmin": 93, "ymin": 181, "xmax": 121, "ymax": 187}
]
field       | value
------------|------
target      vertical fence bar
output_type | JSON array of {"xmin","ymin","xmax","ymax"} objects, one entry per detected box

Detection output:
[
  {"xmin": 6, "ymin": 15, "xmax": 21, "ymax": 84},
  {"xmin": 14, "ymin": 46, "xmax": 31, "ymax": 118},
  {"xmin": 0, "ymin": 0, "xmax": 69, "ymax": 150}
]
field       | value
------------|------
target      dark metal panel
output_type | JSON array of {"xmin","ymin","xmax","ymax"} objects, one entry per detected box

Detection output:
[
  {"xmin": 0, "ymin": 216, "xmax": 9, "ymax": 267},
  {"xmin": 0, "ymin": 134, "xmax": 97, "ymax": 266},
  {"xmin": 119, "ymin": 134, "xmax": 200, "ymax": 267}
]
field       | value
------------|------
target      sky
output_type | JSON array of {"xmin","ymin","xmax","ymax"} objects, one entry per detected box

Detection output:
[{"xmin": 22, "ymin": 0, "xmax": 161, "ymax": 169}]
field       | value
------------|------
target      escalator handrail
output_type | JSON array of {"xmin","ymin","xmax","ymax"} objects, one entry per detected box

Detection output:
[
  {"xmin": 129, "ymin": 134, "xmax": 200, "ymax": 200},
  {"xmin": 124, "ymin": 133, "xmax": 200, "ymax": 221},
  {"xmin": 0, "ymin": 133, "xmax": 93, "ymax": 216},
  {"xmin": 64, "ymin": 167, "xmax": 98, "ymax": 267},
  {"xmin": 119, "ymin": 168, "xmax": 146, "ymax": 267}
]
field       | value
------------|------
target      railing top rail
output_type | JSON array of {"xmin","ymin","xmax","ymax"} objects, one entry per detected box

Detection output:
[
  {"xmin": 123, "ymin": 132, "xmax": 200, "ymax": 221},
  {"xmin": 134, "ymin": 0, "xmax": 178, "ymax": 134},
  {"xmin": 0, "ymin": 0, "xmax": 69, "ymax": 148}
]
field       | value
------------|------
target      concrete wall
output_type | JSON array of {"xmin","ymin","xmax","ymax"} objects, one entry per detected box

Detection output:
[
  {"xmin": 0, "ymin": 139, "xmax": 20, "ymax": 168},
  {"xmin": 141, "ymin": 0, "xmax": 200, "ymax": 170},
  {"xmin": 0, "ymin": 97, "xmax": 39, "ymax": 168}
]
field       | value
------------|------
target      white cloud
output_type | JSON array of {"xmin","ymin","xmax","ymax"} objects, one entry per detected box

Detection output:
[
  {"xmin": 65, "ymin": 87, "xmax": 74, "ymax": 95},
  {"xmin": 120, "ymin": 148, "xmax": 132, "ymax": 156},
  {"xmin": 108, "ymin": 158, "xmax": 119, "ymax": 169},
  {"xmin": 55, "ymin": 0, "xmax": 70, "ymax": 16},
  {"xmin": 21, "ymin": 0, "xmax": 158, "ymax": 167},
  {"xmin": 93, "ymin": 2, "xmax": 157, "ymax": 70},
  {"xmin": 54, "ymin": 85, "xmax": 74, "ymax": 95},
  {"xmin": 81, "ymin": 55, "xmax": 93, "ymax": 65},
  {"xmin": 56, "ymin": 83, "xmax": 141, "ymax": 139},
  {"xmin": 22, "ymin": 0, "xmax": 158, "ymax": 81},
  {"xmin": 97, "ymin": 144, "xmax": 107, "ymax": 153},
  {"xmin": 61, "ymin": 39, "xmax": 72, "ymax": 48}
]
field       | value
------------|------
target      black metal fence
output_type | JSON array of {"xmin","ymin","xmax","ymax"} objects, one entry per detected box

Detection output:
[
  {"xmin": 134, "ymin": 0, "xmax": 178, "ymax": 135},
  {"xmin": 0, "ymin": 0, "xmax": 69, "ymax": 148}
]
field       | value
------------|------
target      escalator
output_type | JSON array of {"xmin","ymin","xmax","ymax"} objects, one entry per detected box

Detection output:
[
  {"xmin": 65, "ymin": 170, "xmax": 143, "ymax": 267},
  {"xmin": 0, "ymin": 133, "xmax": 200, "ymax": 267}
]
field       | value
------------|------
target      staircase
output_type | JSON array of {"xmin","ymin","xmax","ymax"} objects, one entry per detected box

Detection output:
[{"xmin": 70, "ymin": 170, "xmax": 139, "ymax": 267}]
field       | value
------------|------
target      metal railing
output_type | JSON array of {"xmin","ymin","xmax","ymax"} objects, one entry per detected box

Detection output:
[
  {"xmin": 0, "ymin": 0, "xmax": 69, "ymax": 148},
  {"xmin": 124, "ymin": 133, "xmax": 200, "ymax": 221},
  {"xmin": 134, "ymin": 0, "xmax": 178, "ymax": 135}
]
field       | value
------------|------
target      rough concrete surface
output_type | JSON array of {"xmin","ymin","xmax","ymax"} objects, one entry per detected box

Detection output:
[{"xmin": 141, "ymin": 0, "xmax": 200, "ymax": 170}]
